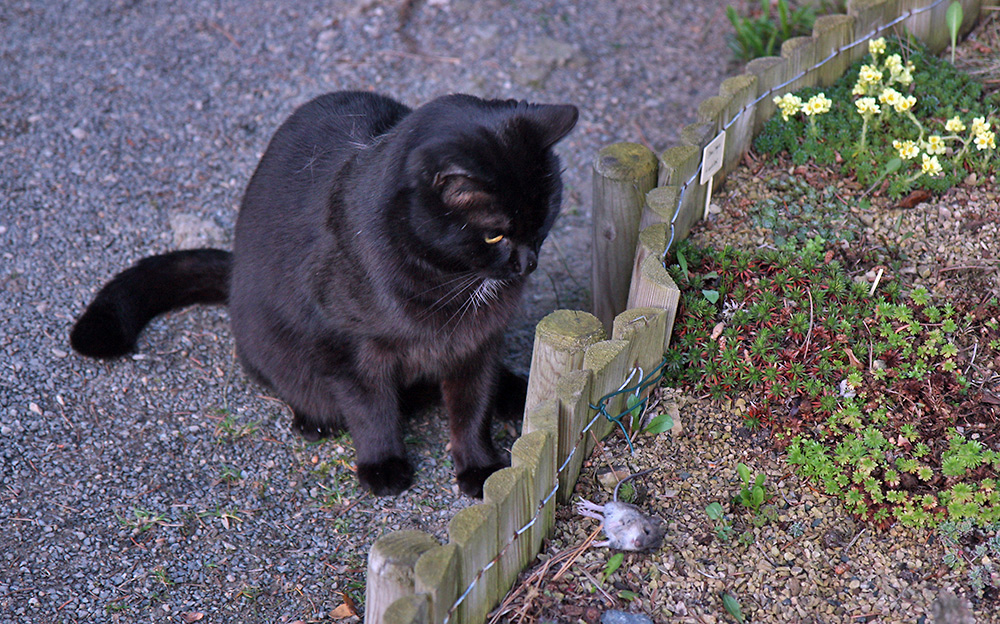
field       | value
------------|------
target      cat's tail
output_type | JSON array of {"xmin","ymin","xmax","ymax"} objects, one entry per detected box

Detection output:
[{"xmin": 70, "ymin": 249, "xmax": 231, "ymax": 359}]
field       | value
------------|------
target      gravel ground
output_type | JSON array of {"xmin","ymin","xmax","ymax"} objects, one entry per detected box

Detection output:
[{"xmin": 0, "ymin": 1, "xmax": 734, "ymax": 622}]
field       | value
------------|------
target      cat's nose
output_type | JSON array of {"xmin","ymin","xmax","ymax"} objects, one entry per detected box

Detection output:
[{"xmin": 515, "ymin": 247, "xmax": 538, "ymax": 276}]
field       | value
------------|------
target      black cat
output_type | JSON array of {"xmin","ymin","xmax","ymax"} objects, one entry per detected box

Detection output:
[{"xmin": 70, "ymin": 92, "xmax": 578, "ymax": 497}]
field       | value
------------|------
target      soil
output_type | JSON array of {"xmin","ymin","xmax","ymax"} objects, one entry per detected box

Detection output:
[{"xmin": 493, "ymin": 12, "xmax": 1000, "ymax": 624}]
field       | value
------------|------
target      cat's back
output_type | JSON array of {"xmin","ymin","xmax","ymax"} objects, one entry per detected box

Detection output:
[{"xmin": 245, "ymin": 92, "xmax": 410, "ymax": 194}]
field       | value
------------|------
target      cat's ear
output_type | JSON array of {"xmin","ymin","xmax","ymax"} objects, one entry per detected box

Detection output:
[
  {"xmin": 432, "ymin": 165, "xmax": 490, "ymax": 210},
  {"xmin": 528, "ymin": 104, "xmax": 579, "ymax": 149}
]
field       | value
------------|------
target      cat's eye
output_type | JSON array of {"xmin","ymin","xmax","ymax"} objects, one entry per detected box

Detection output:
[{"xmin": 484, "ymin": 233, "xmax": 504, "ymax": 244}]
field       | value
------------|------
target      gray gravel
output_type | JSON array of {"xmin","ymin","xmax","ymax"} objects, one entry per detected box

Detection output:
[{"xmin": 0, "ymin": 1, "xmax": 732, "ymax": 621}]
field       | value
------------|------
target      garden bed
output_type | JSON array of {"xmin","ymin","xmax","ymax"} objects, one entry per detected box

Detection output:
[{"xmin": 493, "ymin": 11, "xmax": 999, "ymax": 624}]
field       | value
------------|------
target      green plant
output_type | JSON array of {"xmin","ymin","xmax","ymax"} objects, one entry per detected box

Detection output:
[
  {"xmin": 722, "ymin": 591, "xmax": 747, "ymax": 623},
  {"xmin": 665, "ymin": 239, "xmax": 1000, "ymax": 530},
  {"xmin": 947, "ymin": 1, "xmax": 963, "ymax": 65},
  {"xmin": 757, "ymin": 37, "xmax": 997, "ymax": 199},
  {"xmin": 602, "ymin": 552, "xmax": 624, "ymax": 583},
  {"xmin": 726, "ymin": 0, "xmax": 815, "ymax": 62},
  {"xmin": 705, "ymin": 502, "xmax": 734, "ymax": 542},
  {"xmin": 735, "ymin": 463, "xmax": 767, "ymax": 512}
]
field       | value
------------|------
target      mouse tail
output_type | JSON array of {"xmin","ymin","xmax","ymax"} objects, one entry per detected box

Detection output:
[{"xmin": 70, "ymin": 249, "xmax": 231, "ymax": 359}]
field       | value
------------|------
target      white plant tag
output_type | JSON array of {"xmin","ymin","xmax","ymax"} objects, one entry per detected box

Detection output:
[
  {"xmin": 701, "ymin": 131, "xmax": 725, "ymax": 220},
  {"xmin": 701, "ymin": 130, "xmax": 726, "ymax": 185}
]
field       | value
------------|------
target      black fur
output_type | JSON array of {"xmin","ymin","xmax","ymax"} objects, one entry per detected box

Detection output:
[{"xmin": 71, "ymin": 91, "xmax": 578, "ymax": 497}]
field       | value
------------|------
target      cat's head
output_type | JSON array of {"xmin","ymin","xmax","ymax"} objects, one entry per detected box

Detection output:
[{"xmin": 398, "ymin": 96, "xmax": 578, "ymax": 282}]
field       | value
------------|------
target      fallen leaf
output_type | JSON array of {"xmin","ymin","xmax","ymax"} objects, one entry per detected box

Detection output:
[
  {"xmin": 330, "ymin": 591, "xmax": 358, "ymax": 619},
  {"xmin": 710, "ymin": 322, "xmax": 725, "ymax": 340},
  {"xmin": 896, "ymin": 189, "xmax": 932, "ymax": 209},
  {"xmin": 182, "ymin": 613, "xmax": 205, "ymax": 623},
  {"xmin": 330, "ymin": 603, "xmax": 356, "ymax": 619},
  {"xmin": 844, "ymin": 348, "xmax": 863, "ymax": 369}
]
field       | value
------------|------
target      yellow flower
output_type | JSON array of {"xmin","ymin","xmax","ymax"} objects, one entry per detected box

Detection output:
[
  {"xmin": 884, "ymin": 54, "xmax": 903, "ymax": 72},
  {"xmin": 803, "ymin": 93, "xmax": 832, "ymax": 116},
  {"xmin": 773, "ymin": 93, "xmax": 802, "ymax": 121},
  {"xmin": 852, "ymin": 81, "xmax": 868, "ymax": 96},
  {"xmin": 869, "ymin": 37, "xmax": 887, "ymax": 56},
  {"xmin": 921, "ymin": 154, "xmax": 942, "ymax": 176},
  {"xmin": 974, "ymin": 130, "xmax": 997, "ymax": 151},
  {"xmin": 923, "ymin": 135, "xmax": 946, "ymax": 155},
  {"xmin": 893, "ymin": 67, "xmax": 913, "ymax": 86},
  {"xmin": 879, "ymin": 88, "xmax": 901, "ymax": 107},
  {"xmin": 893, "ymin": 139, "xmax": 919, "ymax": 160},
  {"xmin": 855, "ymin": 97, "xmax": 880, "ymax": 116},
  {"xmin": 971, "ymin": 116, "xmax": 990, "ymax": 135},
  {"xmin": 945, "ymin": 117, "xmax": 966, "ymax": 133},
  {"xmin": 859, "ymin": 64, "xmax": 883, "ymax": 84},
  {"xmin": 893, "ymin": 95, "xmax": 917, "ymax": 114}
]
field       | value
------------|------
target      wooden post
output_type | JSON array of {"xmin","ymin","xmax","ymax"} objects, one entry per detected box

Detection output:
[
  {"xmin": 581, "ymin": 339, "xmax": 630, "ymax": 453},
  {"xmin": 511, "ymin": 429, "xmax": 557, "ymax": 553},
  {"xmin": 847, "ymin": 0, "xmax": 901, "ymax": 63},
  {"xmin": 382, "ymin": 594, "xmax": 431, "ymax": 624},
  {"xmin": 366, "ymin": 531, "xmax": 440, "ymax": 624},
  {"xmin": 591, "ymin": 142, "xmax": 658, "ymax": 330},
  {"xmin": 628, "ymin": 225, "xmax": 681, "ymax": 349},
  {"xmin": 554, "ymin": 369, "xmax": 594, "ymax": 503},
  {"xmin": 745, "ymin": 56, "xmax": 785, "ymax": 135},
  {"xmin": 639, "ymin": 185, "xmax": 679, "ymax": 230},
  {"xmin": 448, "ymin": 504, "xmax": 499, "ymax": 624},
  {"xmin": 524, "ymin": 310, "xmax": 605, "ymax": 415},
  {"xmin": 780, "ymin": 36, "xmax": 819, "ymax": 95},
  {"xmin": 658, "ymin": 144, "xmax": 700, "ymax": 188},
  {"xmin": 718, "ymin": 73, "xmax": 758, "ymax": 178},
  {"xmin": 813, "ymin": 15, "xmax": 855, "ymax": 87},
  {"xmin": 483, "ymin": 466, "xmax": 533, "ymax": 592},
  {"xmin": 414, "ymin": 544, "xmax": 461, "ymax": 624},
  {"xmin": 674, "ymin": 121, "xmax": 716, "ymax": 242},
  {"xmin": 613, "ymin": 309, "xmax": 669, "ymax": 414},
  {"xmin": 523, "ymin": 397, "xmax": 559, "ymax": 438}
]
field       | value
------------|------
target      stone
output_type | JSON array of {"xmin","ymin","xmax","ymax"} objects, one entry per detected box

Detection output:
[
  {"xmin": 601, "ymin": 610, "xmax": 654, "ymax": 624},
  {"xmin": 512, "ymin": 37, "xmax": 583, "ymax": 87},
  {"xmin": 170, "ymin": 213, "xmax": 225, "ymax": 249}
]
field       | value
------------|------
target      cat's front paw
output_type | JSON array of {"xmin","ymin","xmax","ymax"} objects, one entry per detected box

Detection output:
[
  {"xmin": 456, "ymin": 461, "xmax": 507, "ymax": 498},
  {"xmin": 357, "ymin": 457, "xmax": 415, "ymax": 496}
]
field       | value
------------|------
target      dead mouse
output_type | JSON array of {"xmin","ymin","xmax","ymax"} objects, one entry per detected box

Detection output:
[{"xmin": 576, "ymin": 468, "xmax": 665, "ymax": 551}]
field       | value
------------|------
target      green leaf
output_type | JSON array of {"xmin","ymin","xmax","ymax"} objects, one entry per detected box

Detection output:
[
  {"xmin": 883, "ymin": 157, "xmax": 903, "ymax": 176},
  {"xmin": 752, "ymin": 486, "xmax": 765, "ymax": 507},
  {"xmin": 947, "ymin": 2, "xmax": 963, "ymax": 64},
  {"xmin": 737, "ymin": 462, "xmax": 751, "ymax": 485},
  {"xmin": 705, "ymin": 502, "xmax": 725, "ymax": 521},
  {"xmin": 722, "ymin": 592, "xmax": 746, "ymax": 623},
  {"xmin": 676, "ymin": 249, "xmax": 689, "ymax": 280},
  {"xmin": 644, "ymin": 412, "xmax": 675, "ymax": 435},
  {"xmin": 625, "ymin": 393, "xmax": 643, "ymax": 421},
  {"xmin": 703, "ymin": 289, "xmax": 720, "ymax": 304},
  {"xmin": 618, "ymin": 590, "xmax": 639, "ymax": 601},
  {"xmin": 602, "ymin": 552, "xmax": 624, "ymax": 583}
]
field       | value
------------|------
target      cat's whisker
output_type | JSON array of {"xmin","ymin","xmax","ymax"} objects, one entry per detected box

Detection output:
[{"xmin": 419, "ymin": 274, "xmax": 481, "ymax": 320}]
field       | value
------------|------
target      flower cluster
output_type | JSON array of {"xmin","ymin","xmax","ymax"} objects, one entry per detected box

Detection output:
[
  {"xmin": 847, "ymin": 38, "xmax": 996, "ymax": 182},
  {"xmin": 759, "ymin": 35, "xmax": 999, "ymax": 198}
]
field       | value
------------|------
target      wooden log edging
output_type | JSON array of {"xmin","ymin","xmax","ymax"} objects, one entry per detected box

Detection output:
[{"xmin": 369, "ymin": 2, "xmax": 982, "ymax": 622}]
